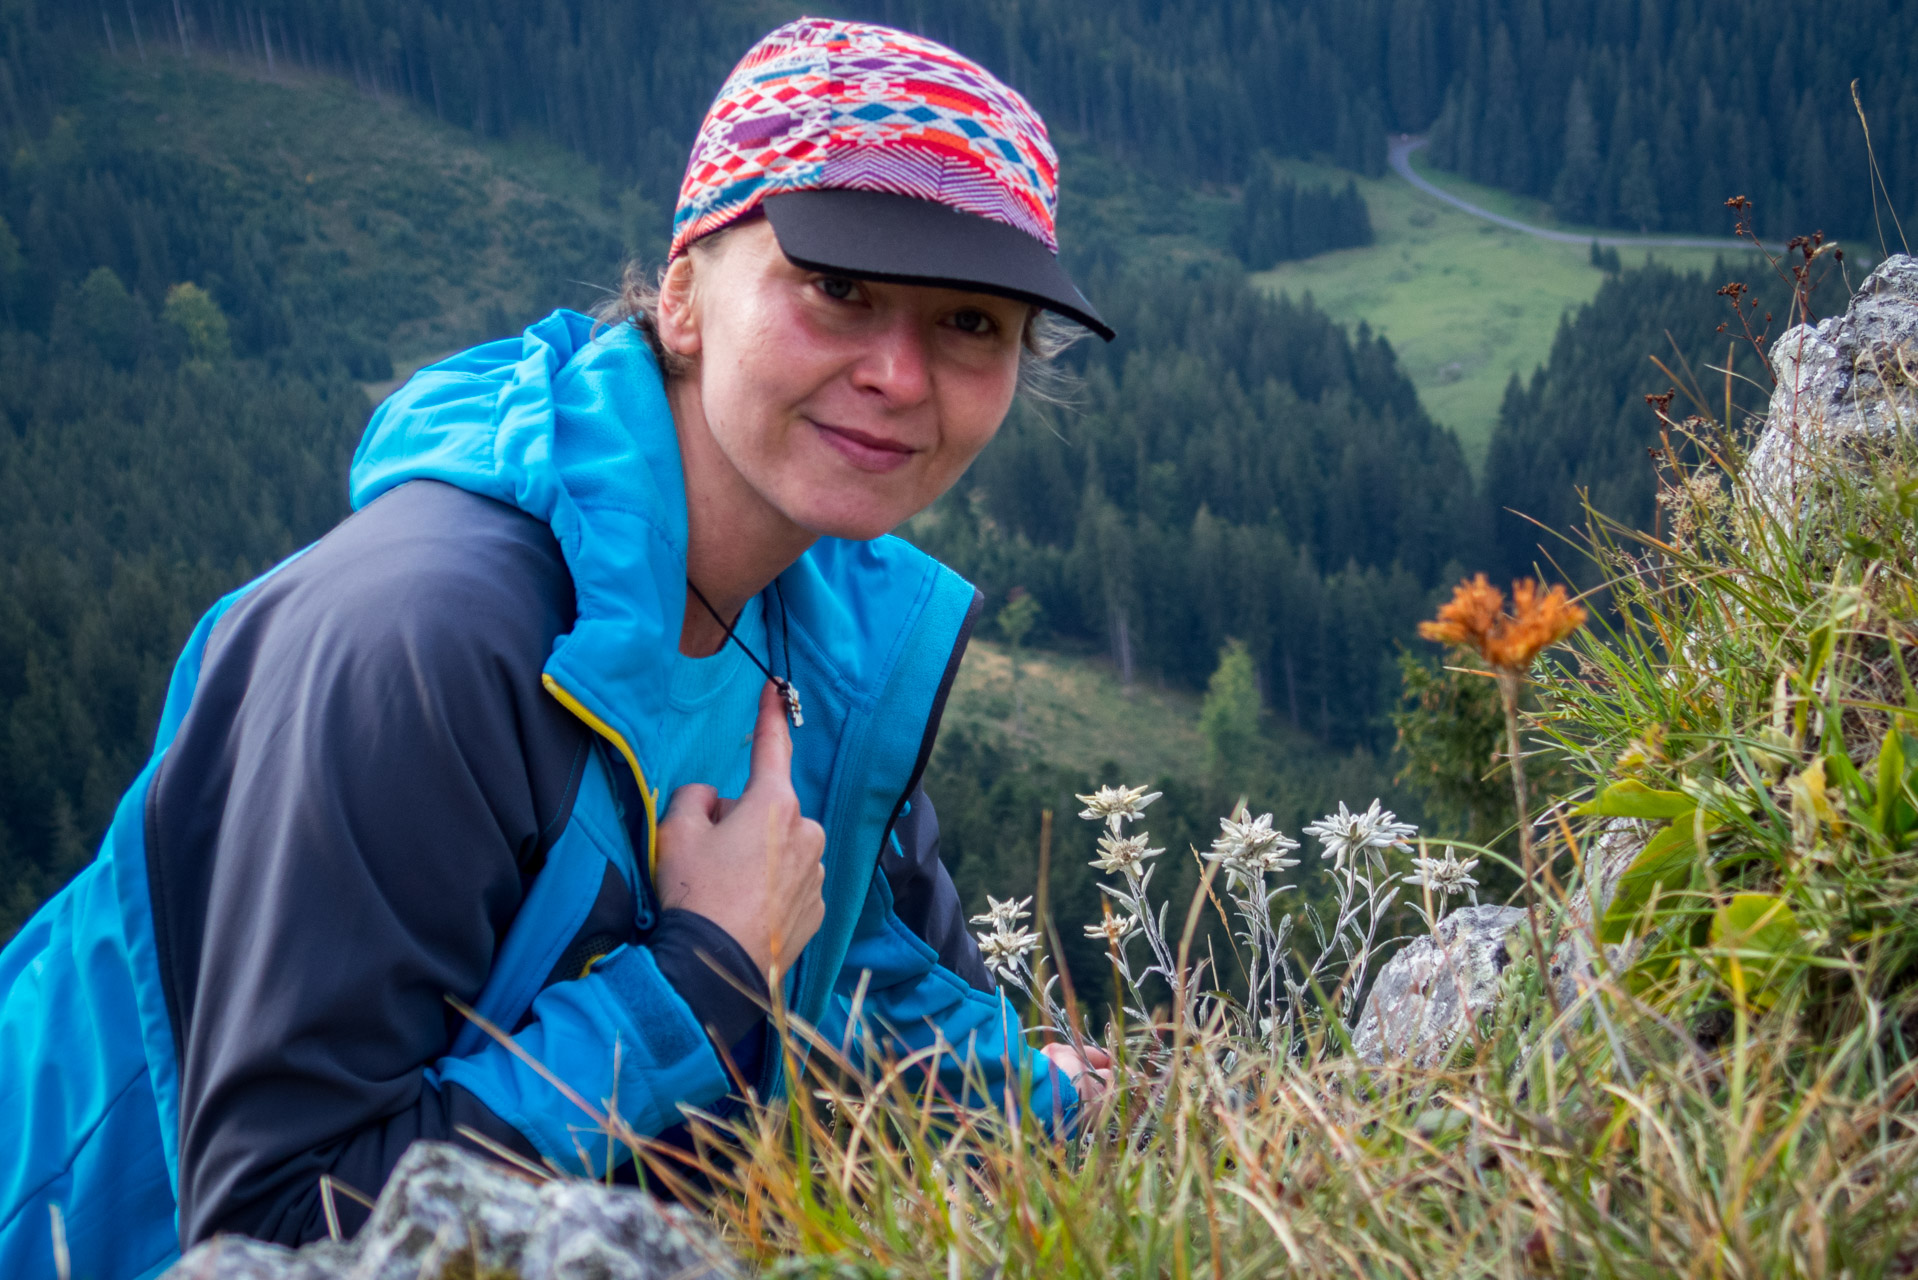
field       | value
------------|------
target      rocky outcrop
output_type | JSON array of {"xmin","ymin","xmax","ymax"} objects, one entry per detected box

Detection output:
[
  {"xmin": 1749, "ymin": 254, "xmax": 1918, "ymax": 524},
  {"xmin": 164, "ymin": 1142, "xmax": 744, "ymax": 1280}
]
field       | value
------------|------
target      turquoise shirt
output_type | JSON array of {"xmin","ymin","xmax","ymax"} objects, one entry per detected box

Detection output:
[{"xmin": 652, "ymin": 595, "xmax": 766, "ymax": 803}]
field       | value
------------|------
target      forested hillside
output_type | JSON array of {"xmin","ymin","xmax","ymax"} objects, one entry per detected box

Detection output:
[
  {"xmin": 1234, "ymin": 167, "xmax": 1374, "ymax": 270},
  {"xmin": 23, "ymin": 0, "xmax": 1906, "ymax": 249},
  {"xmin": 1484, "ymin": 257, "xmax": 1813, "ymax": 582},
  {"xmin": 0, "ymin": 45, "xmax": 629, "ymax": 927},
  {"xmin": 1421, "ymin": 0, "xmax": 1917, "ymax": 239}
]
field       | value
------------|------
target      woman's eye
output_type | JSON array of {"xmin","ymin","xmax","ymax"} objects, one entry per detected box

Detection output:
[
  {"xmin": 951, "ymin": 308, "xmax": 998, "ymax": 336},
  {"xmin": 817, "ymin": 276, "xmax": 857, "ymax": 301}
]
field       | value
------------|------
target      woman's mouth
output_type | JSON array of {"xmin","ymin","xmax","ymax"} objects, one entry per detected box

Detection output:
[{"xmin": 810, "ymin": 420, "xmax": 918, "ymax": 474}]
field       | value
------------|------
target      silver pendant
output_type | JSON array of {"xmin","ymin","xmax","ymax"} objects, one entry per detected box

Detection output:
[{"xmin": 778, "ymin": 678, "xmax": 804, "ymax": 728}]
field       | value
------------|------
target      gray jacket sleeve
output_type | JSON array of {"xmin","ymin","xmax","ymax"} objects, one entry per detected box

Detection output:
[{"xmin": 145, "ymin": 481, "xmax": 760, "ymax": 1246}]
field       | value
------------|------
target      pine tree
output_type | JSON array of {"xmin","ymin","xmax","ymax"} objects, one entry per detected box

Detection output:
[{"xmin": 1551, "ymin": 78, "xmax": 1600, "ymax": 223}]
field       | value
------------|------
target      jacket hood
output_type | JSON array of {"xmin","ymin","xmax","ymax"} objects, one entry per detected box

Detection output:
[{"xmin": 353, "ymin": 311, "xmax": 696, "ymax": 794}]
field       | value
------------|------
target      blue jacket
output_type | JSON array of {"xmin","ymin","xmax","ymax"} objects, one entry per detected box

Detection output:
[{"xmin": 0, "ymin": 312, "xmax": 1072, "ymax": 1278}]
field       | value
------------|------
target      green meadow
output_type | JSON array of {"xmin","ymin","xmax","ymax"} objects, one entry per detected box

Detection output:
[
  {"xmin": 1256, "ymin": 152, "xmax": 1753, "ymax": 467},
  {"xmin": 939, "ymin": 640, "xmax": 1206, "ymax": 786}
]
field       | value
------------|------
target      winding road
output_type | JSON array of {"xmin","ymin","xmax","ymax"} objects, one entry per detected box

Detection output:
[{"xmin": 1388, "ymin": 135, "xmax": 1757, "ymax": 252}]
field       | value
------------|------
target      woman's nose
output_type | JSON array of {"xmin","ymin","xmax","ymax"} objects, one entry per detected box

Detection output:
[{"xmin": 851, "ymin": 313, "xmax": 933, "ymax": 406}]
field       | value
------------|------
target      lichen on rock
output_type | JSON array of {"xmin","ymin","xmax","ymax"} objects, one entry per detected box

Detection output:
[
  {"xmin": 164, "ymin": 1141, "xmax": 743, "ymax": 1280},
  {"xmin": 1351, "ymin": 903, "xmax": 1528, "ymax": 1065}
]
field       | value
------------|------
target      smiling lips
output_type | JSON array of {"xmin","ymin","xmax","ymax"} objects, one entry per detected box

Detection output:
[{"xmin": 810, "ymin": 420, "xmax": 919, "ymax": 473}]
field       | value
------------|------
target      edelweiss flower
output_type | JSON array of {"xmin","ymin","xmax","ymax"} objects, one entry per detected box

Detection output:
[
  {"xmin": 1305, "ymin": 799, "xmax": 1417, "ymax": 869},
  {"xmin": 976, "ymin": 924, "xmax": 1040, "ymax": 977},
  {"xmin": 1075, "ymin": 784, "xmax": 1163, "ymax": 827},
  {"xmin": 1084, "ymin": 912, "xmax": 1138, "ymax": 945},
  {"xmin": 1089, "ymin": 830, "xmax": 1163, "ymax": 875},
  {"xmin": 1204, "ymin": 802, "xmax": 1301, "ymax": 879},
  {"xmin": 968, "ymin": 894, "xmax": 1033, "ymax": 931},
  {"xmin": 1409, "ymin": 846, "xmax": 1480, "ymax": 900}
]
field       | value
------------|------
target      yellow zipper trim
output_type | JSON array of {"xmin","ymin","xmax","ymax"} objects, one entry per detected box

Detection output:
[{"xmin": 542, "ymin": 672, "xmax": 659, "ymax": 878}]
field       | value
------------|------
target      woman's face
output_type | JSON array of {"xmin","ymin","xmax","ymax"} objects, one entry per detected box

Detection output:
[{"xmin": 664, "ymin": 217, "xmax": 1029, "ymax": 542}]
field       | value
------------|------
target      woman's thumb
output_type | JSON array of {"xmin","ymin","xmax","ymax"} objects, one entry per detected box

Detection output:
[{"xmin": 746, "ymin": 679, "xmax": 793, "ymax": 791}]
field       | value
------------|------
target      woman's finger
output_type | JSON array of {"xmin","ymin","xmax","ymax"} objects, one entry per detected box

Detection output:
[
  {"xmin": 744, "ymin": 679, "xmax": 794, "ymax": 797},
  {"xmin": 663, "ymin": 782, "xmax": 723, "ymax": 824}
]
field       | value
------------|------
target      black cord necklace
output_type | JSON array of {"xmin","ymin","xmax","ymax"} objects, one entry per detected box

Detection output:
[{"xmin": 685, "ymin": 578, "xmax": 803, "ymax": 728}]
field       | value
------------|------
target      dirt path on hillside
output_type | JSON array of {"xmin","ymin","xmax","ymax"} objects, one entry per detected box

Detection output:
[{"xmin": 1388, "ymin": 135, "xmax": 1758, "ymax": 252}]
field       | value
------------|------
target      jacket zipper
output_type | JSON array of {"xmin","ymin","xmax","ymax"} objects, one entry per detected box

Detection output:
[
  {"xmin": 761, "ymin": 592, "xmax": 979, "ymax": 1100},
  {"xmin": 542, "ymin": 673, "xmax": 660, "ymax": 889}
]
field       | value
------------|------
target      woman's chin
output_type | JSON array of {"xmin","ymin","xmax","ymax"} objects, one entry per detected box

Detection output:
[
  {"xmin": 799, "ymin": 511, "xmax": 907, "ymax": 543},
  {"xmin": 783, "ymin": 488, "xmax": 916, "ymax": 542}
]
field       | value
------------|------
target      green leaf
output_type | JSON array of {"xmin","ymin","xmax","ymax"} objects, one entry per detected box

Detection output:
[
  {"xmin": 1802, "ymin": 624, "xmax": 1836, "ymax": 690},
  {"xmin": 1599, "ymin": 813, "xmax": 1710, "ymax": 944},
  {"xmin": 1873, "ymin": 728, "xmax": 1905, "ymax": 839},
  {"xmin": 1710, "ymin": 893, "xmax": 1807, "ymax": 1009},
  {"xmin": 1710, "ymin": 892, "xmax": 1801, "ymax": 951},
  {"xmin": 1575, "ymin": 779, "xmax": 1695, "ymax": 820},
  {"xmin": 1843, "ymin": 533, "xmax": 1889, "ymax": 561}
]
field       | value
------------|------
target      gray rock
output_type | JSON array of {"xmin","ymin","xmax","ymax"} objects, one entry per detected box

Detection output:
[
  {"xmin": 1352, "ymin": 904, "xmax": 1529, "ymax": 1065},
  {"xmin": 163, "ymin": 1236, "xmax": 334, "ymax": 1280},
  {"xmin": 164, "ymin": 1142, "xmax": 744, "ymax": 1280},
  {"xmin": 1544, "ymin": 818, "xmax": 1652, "ymax": 1007},
  {"xmin": 1748, "ymin": 253, "xmax": 1918, "ymax": 524}
]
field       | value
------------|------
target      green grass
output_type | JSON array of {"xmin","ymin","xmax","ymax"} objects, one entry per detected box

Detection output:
[
  {"xmin": 939, "ymin": 639, "xmax": 1208, "ymax": 787},
  {"xmin": 1254, "ymin": 154, "xmax": 1756, "ymax": 468}
]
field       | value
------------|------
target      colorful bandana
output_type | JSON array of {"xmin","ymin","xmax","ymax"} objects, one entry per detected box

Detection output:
[{"xmin": 670, "ymin": 18, "xmax": 1059, "ymax": 261}]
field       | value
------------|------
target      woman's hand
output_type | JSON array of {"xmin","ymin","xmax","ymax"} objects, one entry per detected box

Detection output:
[
  {"xmin": 654, "ymin": 680, "xmax": 828, "ymax": 978},
  {"xmin": 1041, "ymin": 1041, "xmax": 1114, "ymax": 1106}
]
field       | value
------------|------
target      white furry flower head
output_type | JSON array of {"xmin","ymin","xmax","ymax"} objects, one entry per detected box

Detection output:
[
  {"xmin": 1084, "ymin": 912, "xmax": 1138, "ymax": 945},
  {"xmin": 976, "ymin": 923, "xmax": 1040, "ymax": 977},
  {"xmin": 1089, "ymin": 830, "xmax": 1163, "ymax": 875},
  {"xmin": 1409, "ymin": 846, "xmax": 1480, "ymax": 899},
  {"xmin": 1204, "ymin": 801, "xmax": 1301, "ymax": 880},
  {"xmin": 1304, "ymin": 799, "xmax": 1417, "ymax": 869},
  {"xmin": 1075, "ymin": 784, "xmax": 1162, "ymax": 829},
  {"xmin": 968, "ymin": 894, "xmax": 1033, "ymax": 931}
]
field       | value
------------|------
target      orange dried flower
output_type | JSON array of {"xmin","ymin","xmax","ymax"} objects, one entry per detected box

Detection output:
[
  {"xmin": 1418, "ymin": 573, "xmax": 1505, "ymax": 648},
  {"xmin": 1487, "ymin": 579, "xmax": 1587, "ymax": 667},
  {"xmin": 1420, "ymin": 575, "xmax": 1587, "ymax": 670}
]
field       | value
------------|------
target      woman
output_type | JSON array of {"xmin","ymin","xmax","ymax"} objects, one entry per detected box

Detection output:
[{"xmin": 0, "ymin": 17, "xmax": 1113, "ymax": 1277}]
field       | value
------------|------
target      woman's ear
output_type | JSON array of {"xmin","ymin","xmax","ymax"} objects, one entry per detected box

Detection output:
[{"xmin": 656, "ymin": 254, "xmax": 702, "ymax": 359}]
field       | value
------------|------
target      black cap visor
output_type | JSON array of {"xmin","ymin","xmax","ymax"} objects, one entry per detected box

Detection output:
[{"xmin": 762, "ymin": 188, "xmax": 1114, "ymax": 341}]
